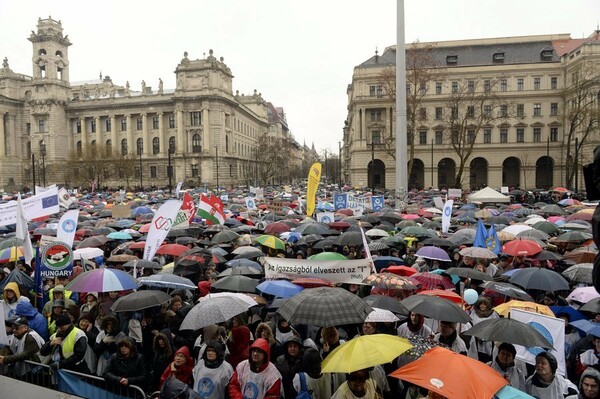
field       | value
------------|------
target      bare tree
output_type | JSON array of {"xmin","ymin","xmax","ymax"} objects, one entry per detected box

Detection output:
[
  {"xmin": 256, "ymin": 135, "xmax": 294, "ymax": 186},
  {"xmin": 518, "ymin": 150, "xmax": 535, "ymax": 190},
  {"xmin": 562, "ymin": 61, "xmax": 600, "ymax": 190}
]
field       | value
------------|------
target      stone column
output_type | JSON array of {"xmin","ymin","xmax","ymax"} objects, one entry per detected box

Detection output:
[
  {"xmin": 141, "ymin": 113, "xmax": 149, "ymax": 155},
  {"xmin": 110, "ymin": 116, "xmax": 117, "ymax": 155},
  {"xmin": 80, "ymin": 117, "xmax": 87, "ymax": 152},
  {"xmin": 176, "ymin": 109, "xmax": 184, "ymax": 154},
  {"xmin": 94, "ymin": 116, "xmax": 101, "ymax": 145},
  {"xmin": 0, "ymin": 113, "xmax": 5, "ymax": 157},
  {"xmin": 202, "ymin": 108, "xmax": 210, "ymax": 150},
  {"xmin": 126, "ymin": 115, "xmax": 133, "ymax": 155}
]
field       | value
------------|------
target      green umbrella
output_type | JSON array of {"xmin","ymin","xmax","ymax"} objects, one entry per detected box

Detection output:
[
  {"xmin": 308, "ymin": 252, "xmax": 347, "ymax": 261},
  {"xmin": 255, "ymin": 235, "xmax": 286, "ymax": 250}
]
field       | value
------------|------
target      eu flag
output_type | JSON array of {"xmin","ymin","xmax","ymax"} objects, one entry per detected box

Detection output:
[
  {"xmin": 42, "ymin": 194, "xmax": 59, "ymax": 209},
  {"xmin": 473, "ymin": 219, "xmax": 488, "ymax": 248},
  {"xmin": 486, "ymin": 224, "xmax": 502, "ymax": 254}
]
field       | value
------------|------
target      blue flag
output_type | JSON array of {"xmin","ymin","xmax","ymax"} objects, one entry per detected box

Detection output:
[
  {"xmin": 473, "ymin": 219, "xmax": 488, "ymax": 248},
  {"xmin": 486, "ymin": 224, "xmax": 502, "ymax": 254}
]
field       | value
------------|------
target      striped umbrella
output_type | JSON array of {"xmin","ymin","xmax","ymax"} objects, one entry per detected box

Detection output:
[
  {"xmin": 0, "ymin": 246, "xmax": 24, "ymax": 263},
  {"xmin": 66, "ymin": 267, "xmax": 139, "ymax": 292},
  {"xmin": 255, "ymin": 235, "xmax": 286, "ymax": 250}
]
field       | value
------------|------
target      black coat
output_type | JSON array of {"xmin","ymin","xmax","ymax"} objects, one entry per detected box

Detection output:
[{"xmin": 103, "ymin": 352, "xmax": 147, "ymax": 389}]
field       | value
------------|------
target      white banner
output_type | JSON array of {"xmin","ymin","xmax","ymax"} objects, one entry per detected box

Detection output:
[
  {"xmin": 442, "ymin": 199, "xmax": 453, "ymax": 234},
  {"xmin": 35, "ymin": 184, "xmax": 57, "ymax": 193},
  {"xmin": 448, "ymin": 188, "xmax": 462, "ymax": 199},
  {"xmin": 264, "ymin": 257, "xmax": 371, "ymax": 285},
  {"xmin": 510, "ymin": 309, "xmax": 566, "ymax": 376},
  {"xmin": 316, "ymin": 212, "xmax": 334, "ymax": 223},
  {"xmin": 143, "ymin": 200, "xmax": 182, "ymax": 266},
  {"xmin": 0, "ymin": 187, "xmax": 60, "ymax": 226},
  {"xmin": 245, "ymin": 197, "xmax": 257, "ymax": 210},
  {"xmin": 16, "ymin": 194, "xmax": 34, "ymax": 266},
  {"xmin": 58, "ymin": 187, "xmax": 75, "ymax": 209},
  {"xmin": 57, "ymin": 210, "xmax": 79, "ymax": 248}
]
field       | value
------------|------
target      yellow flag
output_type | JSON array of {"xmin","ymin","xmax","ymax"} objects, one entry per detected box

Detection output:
[{"xmin": 306, "ymin": 162, "xmax": 322, "ymax": 217}]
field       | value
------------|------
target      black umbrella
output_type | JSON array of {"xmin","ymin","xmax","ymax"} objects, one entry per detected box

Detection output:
[
  {"xmin": 212, "ymin": 275, "xmax": 259, "ymax": 293},
  {"xmin": 138, "ymin": 274, "xmax": 196, "ymax": 289},
  {"xmin": 92, "ymin": 227, "xmax": 117, "ymax": 235},
  {"xmin": 363, "ymin": 295, "xmax": 408, "ymax": 315},
  {"xmin": 533, "ymin": 250, "xmax": 563, "ymax": 261},
  {"xmin": 421, "ymin": 237, "xmax": 455, "ymax": 247},
  {"xmin": 110, "ymin": 290, "xmax": 172, "ymax": 312},
  {"xmin": 580, "ymin": 297, "xmax": 600, "ymax": 313},
  {"xmin": 312, "ymin": 236, "xmax": 338, "ymax": 250},
  {"xmin": 445, "ymin": 267, "xmax": 493, "ymax": 282},
  {"xmin": 122, "ymin": 259, "xmax": 162, "ymax": 270},
  {"xmin": 211, "ymin": 230, "xmax": 240, "ymax": 244},
  {"xmin": 335, "ymin": 232, "xmax": 369, "ymax": 247},
  {"xmin": 561, "ymin": 263, "xmax": 593, "ymax": 284},
  {"xmin": 295, "ymin": 223, "xmax": 332, "ymax": 236},
  {"xmin": 277, "ymin": 287, "xmax": 373, "ymax": 327},
  {"xmin": 509, "ymin": 267, "xmax": 570, "ymax": 292},
  {"xmin": 463, "ymin": 318, "xmax": 553, "ymax": 349},
  {"xmin": 479, "ymin": 281, "xmax": 533, "ymax": 301},
  {"xmin": 76, "ymin": 236, "xmax": 112, "ymax": 248},
  {"xmin": 400, "ymin": 294, "xmax": 471, "ymax": 323},
  {"xmin": 0, "ymin": 268, "xmax": 35, "ymax": 290},
  {"xmin": 218, "ymin": 266, "xmax": 263, "ymax": 277}
]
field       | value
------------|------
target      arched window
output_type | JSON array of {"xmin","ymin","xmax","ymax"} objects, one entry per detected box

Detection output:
[
  {"xmin": 38, "ymin": 49, "xmax": 47, "ymax": 56},
  {"xmin": 106, "ymin": 139, "xmax": 112, "ymax": 156},
  {"xmin": 152, "ymin": 137, "xmax": 160, "ymax": 155},
  {"xmin": 169, "ymin": 136, "xmax": 176, "ymax": 153},
  {"xmin": 121, "ymin": 139, "xmax": 128, "ymax": 156},
  {"xmin": 76, "ymin": 141, "xmax": 82, "ymax": 157},
  {"xmin": 192, "ymin": 134, "xmax": 201, "ymax": 153},
  {"xmin": 55, "ymin": 50, "xmax": 63, "ymax": 58},
  {"xmin": 90, "ymin": 140, "xmax": 97, "ymax": 156},
  {"xmin": 136, "ymin": 138, "xmax": 143, "ymax": 155}
]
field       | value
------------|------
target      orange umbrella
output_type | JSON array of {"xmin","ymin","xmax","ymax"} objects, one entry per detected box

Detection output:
[
  {"xmin": 390, "ymin": 347, "xmax": 507, "ymax": 399},
  {"xmin": 419, "ymin": 289, "xmax": 463, "ymax": 304},
  {"xmin": 493, "ymin": 299, "xmax": 554, "ymax": 317}
]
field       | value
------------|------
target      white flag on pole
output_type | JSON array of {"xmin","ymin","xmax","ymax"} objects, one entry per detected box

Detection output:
[
  {"xmin": 57, "ymin": 209, "xmax": 80, "ymax": 248},
  {"xmin": 16, "ymin": 194, "xmax": 34, "ymax": 266}
]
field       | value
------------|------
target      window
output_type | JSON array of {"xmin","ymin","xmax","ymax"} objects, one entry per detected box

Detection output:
[
  {"xmin": 190, "ymin": 111, "xmax": 201, "ymax": 126},
  {"xmin": 419, "ymin": 131, "xmax": 427, "ymax": 145},
  {"xmin": 451, "ymin": 81, "xmax": 458, "ymax": 93},
  {"xmin": 169, "ymin": 136, "xmax": 176, "ymax": 152},
  {"xmin": 152, "ymin": 137, "xmax": 160, "ymax": 155},
  {"xmin": 134, "ymin": 167, "xmax": 140, "ymax": 179},
  {"xmin": 500, "ymin": 128, "xmax": 508, "ymax": 143},
  {"xmin": 419, "ymin": 82, "xmax": 426, "ymax": 95},
  {"xmin": 76, "ymin": 141, "xmax": 82, "ymax": 157},
  {"xmin": 551, "ymin": 77, "xmax": 558, "ymax": 90},
  {"xmin": 150, "ymin": 166, "xmax": 157, "ymax": 178},
  {"xmin": 533, "ymin": 128, "xmax": 541, "ymax": 142},
  {"xmin": 550, "ymin": 103, "xmax": 558, "ymax": 116},
  {"xmin": 225, "ymin": 135, "xmax": 229, "ymax": 152},
  {"xmin": 550, "ymin": 127, "xmax": 558, "ymax": 142},
  {"xmin": 467, "ymin": 106, "xmax": 475, "ymax": 119},
  {"xmin": 467, "ymin": 130, "xmax": 475, "ymax": 144},
  {"xmin": 121, "ymin": 139, "xmax": 127, "ymax": 155},
  {"xmin": 436, "ymin": 82, "xmax": 442, "ymax": 95},
  {"xmin": 370, "ymin": 110, "xmax": 381, "ymax": 122},
  {"xmin": 516, "ymin": 128, "xmax": 525, "ymax": 143},
  {"xmin": 419, "ymin": 108, "xmax": 427, "ymax": 120},
  {"xmin": 152, "ymin": 116, "xmax": 159, "ymax": 130},
  {"xmin": 451, "ymin": 106, "xmax": 458, "ymax": 119},
  {"xmin": 435, "ymin": 130, "xmax": 443, "ymax": 145},
  {"xmin": 533, "ymin": 103, "xmax": 542, "ymax": 116},
  {"xmin": 38, "ymin": 119, "xmax": 45, "ymax": 133},
  {"xmin": 192, "ymin": 134, "xmax": 201, "ymax": 153},
  {"xmin": 483, "ymin": 105, "xmax": 492, "ymax": 118},
  {"xmin": 136, "ymin": 138, "xmax": 143, "ymax": 155},
  {"xmin": 191, "ymin": 164, "xmax": 199, "ymax": 177},
  {"xmin": 371, "ymin": 130, "xmax": 381, "ymax": 144},
  {"xmin": 534, "ymin": 77, "xmax": 541, "ymax": 90},
  {"xmin": 136, "ymin": 118, "xmax": 143, "ymax": 130},
  {"xmin": 121, "ymin": 118, "xmax": 127, "ymax": 131},
  {"xmin": 106, "ymin": 140, "xmax": 112, "ymax": 156},
  {"xmin": 168, "ymin": 115, "xmax": 176, "ymax": 129},
  {"xmin": 446, "ymin": 55, "xmax": 458, "ymax": 64},
  {"xmin": 90, "ymin": 119, "xmax": 96, "ymax": 133},
  {"xmin": 493, "ymin": 51, "xmax": 505, "ymax": 62},
  {"xmin": 435, "ymin": 107, "xmax": 443, "ymax": 120},
  {"xmin": 483, "ymin": 129, "xmax": 491, "ymax": 143},
  {"xmin": 467, "ymin": 80, "xmax": 475, "ymax": 93},
  {"xmin": 76, "ymin": 120, "xmax": 81, "ymax": 133},
  {"xmin": 90, "ymin": 140, "xmax": 97, "ymax": 156},
  {"xmin": 517, "ymin": 104, "xmax": 525, "ymax": 118},
  {"xmin": 484, "ymin": 80, "xmax": 491, "ymax": 93},
  {"xmin": 500, "ymin": 79, "xmax": 507, "ymax": 92},
  {"xmin": 500, "ymin": 105, "xmax": 508, "ymax": 118},
  {"xmin": 517, "ymin": 78, "xmax": 524, "ymax": 91},
  {"xmin": 369, "ymin": 85, "xmax": 382, "ymax": 96}
]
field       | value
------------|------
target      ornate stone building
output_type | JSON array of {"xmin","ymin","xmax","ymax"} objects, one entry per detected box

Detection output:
[
  {"xmin": 343, "ymin": 32, "xmax": 600, "ymax": 191},
  {"xmin": 0, "ymin": 17, "xmax": 305, "ymax": 191}
]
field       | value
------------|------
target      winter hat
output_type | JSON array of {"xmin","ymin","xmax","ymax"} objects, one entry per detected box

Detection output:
[
  {"xmin": 498, "ymin": 342, "xmax": 516, "ymax": 357},
  {"xmin": 55, "ymin": 314, "xmax": 72, "ymax": 327},
  {"xmin": 536, "ymin": 351, "xmax": 557, "ymax": 374},
  {"xmin": 52, "ymin": 299, "xmax": 65, "ymax": 308}
]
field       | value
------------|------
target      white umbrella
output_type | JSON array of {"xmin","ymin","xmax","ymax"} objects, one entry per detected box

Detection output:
[
  {"xmin": 365, "ymin": 307, "xmax": 400, "ymax": 323},
  {"xmin": 524, "ymin": 217, "xmax": 546, "ymax": 225},
  {"xmin": 502, "ymin": 224, "xmax": 533, "ymax": 236},
  {"xmin": 73, "ymin": 247, "xmax": 104, "ymax": 260},
  {"xmin": 203, "ymin": 292, "xmax": 259, "ymax": 307},
  {"xmin": 458, "ymin": 247, "xmax": 498, "ymax": 259},
  {"xmin": 365, "ymin": 229, "xmax": 389, "ymax": 238},
  {"xmin": 180, "ymin": 296, "xmax": 252, "ymax": 330}
]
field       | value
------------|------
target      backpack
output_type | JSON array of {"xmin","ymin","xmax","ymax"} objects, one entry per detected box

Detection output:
[{"xmin": 296, "ymin": 372, "xmax": 313, "ymax": 399}]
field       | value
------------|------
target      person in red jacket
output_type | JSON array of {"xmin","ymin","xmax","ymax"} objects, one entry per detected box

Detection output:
[
  {"xmin": 228, "ymin": 338, "xmax": 282, "ymax": 399},
  {"xmin": 160, "ymin": 345, "xmax": 194, "ymax": 388}
]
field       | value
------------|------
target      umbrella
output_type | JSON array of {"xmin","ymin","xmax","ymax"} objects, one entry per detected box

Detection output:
[
  {"xmin": 445, "ymin": 267, "xmax": 493, "ymax": 281},
  {"xmin": 106, "ymin": 231, "xmax": 133, "ymax": 240},
  {"xmin": 502, "ymin": 224, "xmax": 533, "ymax": 236},
  {"xmin": 263, "ymin": 222, "xmax": 291, "ymax": 235},
  {"xmin": 0, "ymin": 268, "xmax": 35, "ymax": 290},
  {"xmin": 400, "ymin": 294, "xmax": 471, "ymax": 323},
  {"xmin": 362, "ymin": 295, "xmax": 408, "ymax": 315},
  {"xmin": 277, "ymin": 287, "xmax": 374, "ymax": 327},
  {"xmin": 0, "ymin": 246, "xmax": 23, "ymax": 263},
  {"xmin": 567, "ymin": 286, "xmax": 600, "ymax": 303},
  {"xmin": 532, "ymin": 221, "xmax": 561, "ymax": 236},
  {"xmin": 73, "ymin": 247, "xmax": 104, "ymax": 260},
  {"xmin": 549, "ymin": 306, "xmax": 586, "ymax": 323},
  {"xmin": 580, "ymin": 297, "xmax": 600, "ymax": 313},
  {"xmin": 570, "ymin": 320, "xmax": 600, "ymax": 337},
  {"xmin": 218, "ymin": 266, "xmax": 263, "ymax": 277},
  {"xmin": 254, "ymin": 235, "xmax": 286, "ymax": 250},
  {"xmin": 76, "ymin": 236, "xmax": 111, "ymax": 248},
  {"xmin": 107, "ymin": 254, "xmax": 139, "ymax": 263},
  {"xmin": 458, "ymin": 247, "xmax": 498, "ymax": 259},
  {"xmin": 509, "ymin": 267, "xmax": 569, "ymax": 292},
  {"xmin": 479, "ymin": 281, "xmax": 533, "ymax": 301},
  {"xmin": 421, "ymin": 237, "xmax": 455, "ymax": 247},
  {"xmin": 122, "ymin": 259, "xmax": 161, "ymax": 270},
  {"xmin": 410, "ymin": 272, "xmax": 455, "ymax": 290},
  {"xmin": 110, "ymin": 290, "xmax": 172, "ymax": 312},
  {"xmin": 390, "ymin": 347, "xmax": 508, "ymax": 399},
  {"xmin": 365, "ymin": 307, "xmax": 400, "ymax": 323},
  {"xmin": 533, "ymin": 250, "xmax": 563, "ymax": 261},
  {"xmin": 335, "ymin": 232, "xmax": 370, "ymax": 246},
  {"xmin": 502, "ymin": 239, "xmax": 543, "ymax": 257},
  {"xmin": 211, "ymin": 230, "xmax": 241, "ymax": 244},
  {"xmin": 564, "ymin": 250, "xmax": 596, "ymax": 263},
  {"xmin": 368, "ymin": 241, "xmax": 389, "ymax": 251},
  {"xmin": 225, "ymin": 259, "xmax": 262, "ymax": 269},
  {"xmin": 463, "ymin": 317, "xmax": 553, "ymax": 348},
  {"xmin": 419, "ymin": 289, "xmax": 463, "ymax": 304},
  {"xmin": 373, "ymin": 256, "xmax": 406, "ymax": 271},
  {"xmin": 562, "ymin": 263, "xmax": 593, "ymax": 284},
  {"xmin": 206, "ymin": 292, "xmax": 262, "ymax": 307},
  {"xmin": 156, "ymin": 243, "xmax": 189, "ymax": 257},
  {"xmin": 291, "ymin": 277, "xmax": 334, "ymax": 288},
  {"xmin": 363, "ymin": 273, "xmax": 419, "ymax": 294},
  {"xmin": 92, "ymin": 227, "xmax": 117, "ymax": 235},
  {"xmin": 212, "ymin": 275, "xmax": 259, "ymax": 293},
  {"xmin": 400, "ymin": 226, "xmax": 433, "ymax": 239},
  {"xmin": 138, "ymin": 274, "xmax": 196, "ymax": 289},
  {"xmin": 180, "ymin": 296, "xmax": 252, "ymax": 330},
  {"xmin": 321, "ymin": 334, "xmax": 412, "ymax": 373},
  {"xmin": 256, "ymin": 280, "xmax": 304, "ymax": 298},
  {"xmin": 308, "ymin": 252, "xmax": 347, "ymax": 261},
  {"xmin": 493, "ymin": 300, "xmax": 554, "ymax": 317},
  {"xmin": 294, "ymin": 223, "xmax": 332, "ymax": 236},
  {"xmin": 415, "ymin": 246, "xmax": 451, "ymax": 262},
  {"xmin": 66, "ymin": 268, "xmax": 139, "ymax": 292},
  {"xmin": 365, "ymin": 228, "xmax": 389, "ymax": 238}
]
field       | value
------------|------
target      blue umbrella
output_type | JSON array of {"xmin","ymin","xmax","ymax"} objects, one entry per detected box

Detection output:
[
  {"xmin": 373, "ymin": 256, "xmax": 406, "ymax": 272},
  {"xmin": 570, "ymin": 319, "xmax": 600, "ymax": 336},
  {"xmin": 257, "ymin": 280, "xmax": 304, "ymax": 298},
  {"xmin": 431, "ymin": 268, "xmax": 460, "ymax": 284},
  {"xmin": 494, "ymin": 385, "xmax": 535, "ymax": 399},
  {"xmin": 107, "ymin": 231, "xmax": 133, "ymax": 240},
  {"xmin": 131, "ymin": 206, "xmax": 153, "ymax": 216},
  {"xmin": 116, "ymin": 219, "xmax": 136, "ymax": 228},
  {"xmin": 550, "ymin": 306, "xmax": 586, "ymax": 323}
]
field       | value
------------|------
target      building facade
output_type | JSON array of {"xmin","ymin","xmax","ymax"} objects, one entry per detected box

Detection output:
[
  {"xmin": 343, "ymin": 32, "xmax": 600, "ymax": 191},
  {"xmin": 0, "ymin": 17, "xmax": 306, "ymax": 192}
]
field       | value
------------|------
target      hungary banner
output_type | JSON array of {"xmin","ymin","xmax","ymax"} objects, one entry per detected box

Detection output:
[
  {"xmin": 172, "ymin": 192, "xmax": 196, "ymax": 229},
  {"xmin": 264, "ymin": 257, "xmax": 371, "ymax": 284},
  {"xmin": 196, "ymin": 194, "xmax": 225, "ymax": 225}
]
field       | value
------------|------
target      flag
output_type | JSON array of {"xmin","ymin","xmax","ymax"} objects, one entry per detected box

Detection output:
[
  {"xmin": 371, "ymin": 196, "xmax": 385, "ymax": 211},
  {"xmin": 334, "ymin": 193, "xmax": 348, "ymax": 210},
  {"xmin": 16, "ymin": 194, "xmax": 33, "ymax": 266},
  {"xmin": 245, "ymin": 197, "xmax": 257, "ymax": 210},
  {"xmin": 316, "ymin": 212, "xmax": 334, "ymax": 223},
  {"xmin": 196, "ymin": 194, "xmax": 225, "ymax": 225},
  {"xmin": 473, "ymin": 219, "xmax": 488, "ymax": 249},
  {"xmin": 359, "ymin": 222, "xmax": 376, "ymax": 273},
  {"xmin": 441, "ymin": 199, "xmax": 453, "ymax": 233},
  {"xmin": 34, "ymin": 247, "xmax": 44, "ymax": 311},
  {"xmin": 57, "ymin": 210, "xmax": 79, "ymax": 248},
  {"xmin": 486, "ymin": 224, "xmax": 502, "ymax": 254},
  {"xmin": 143, "ymin": 200, "xmax": 183, "ymax": 268},
  {"xmin": 58, "ymin": 187, "xmax": 74, "ymax": 209},
  {"xmin": 306, "ymin": 162, "xmax": 322, "ymax": 217},
  {"xmin": 175, "ymin": 181, "xmax": 183, "ymax": 198}
]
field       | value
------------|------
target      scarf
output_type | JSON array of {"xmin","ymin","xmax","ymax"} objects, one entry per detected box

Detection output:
[
  {"xmin": 494, "ymin": 356, "xmax": 515, "ymax": 372},
  {"xmin": 407, "ymin": 314, "xmax": 425, "ymax": 333},
  {"xmin": 437, "ymin": 329, "xmax": 457, "ymax": 346},
  {"xmin": 531, "ymin": 372, "xmax": 554, "ymax": 388}
]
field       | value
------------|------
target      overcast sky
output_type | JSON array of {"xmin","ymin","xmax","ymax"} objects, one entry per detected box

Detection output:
[{"xmin": 1, "ymin": 0, "xmax": 599, "ymax": 154}]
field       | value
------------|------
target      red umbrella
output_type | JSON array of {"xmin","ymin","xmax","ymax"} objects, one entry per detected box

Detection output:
[
  {"xmin": 264, "ymin": 222, "xmax": 291, "ymax": 235},
  {"xmin": 329, "ymin": 221, "xmax": 351, "ymax": 231},
  {"xmin": 411, "ymin": 272, "xmax": 455, "ymax": 290},
  {"xmin": 419, "ymin": 289, "xmax": 463, "ymax": 304},
  {"xmin": 291, "ymin": 277, "xmax": 334, "ymax": 288},
  {"xmin": 502, "ymin": 239, "xmax": 543, "ymax": 257},
  {"xmin": 129, "ymin": 241, "xmax": 146, "ymax": 249},
  {"xmin": 138, "ymin": 223, "xmax": 151, "ymax": 233},
  {"xmin": 336, "ymin": 209, "xmax": 354, "ymax": 217},
  {"xmin": 156, "ymin": 243, "xmax": 189, "ymax": 257},
  {"xmin": 566, "ymin": 212, "xmax": 593, "ymax": 222},
  {"xmin": 382, "ymin": 265, "xmax": 417, "ymax": 277}
]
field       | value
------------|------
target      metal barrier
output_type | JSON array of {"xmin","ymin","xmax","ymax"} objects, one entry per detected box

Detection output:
[{"xmin": 2, "ymin": 360, "xmax": 148, "ymax": 399}]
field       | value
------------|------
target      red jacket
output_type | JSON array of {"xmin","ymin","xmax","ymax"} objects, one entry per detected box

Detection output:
[
  {"xmin": 228, "ymin": 338, "xmax": 282, "ymax": 399},
  {"xmin": 159, "ymin": 346, "xmax": 194, "ymax": 388}
]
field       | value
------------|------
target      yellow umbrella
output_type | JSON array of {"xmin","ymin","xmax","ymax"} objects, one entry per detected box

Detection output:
[
  {"xmin": 159, "ymin": 262, "xmax": 175, "ymax": 274},
  {"xmin": 255, "ymin": 235, "xmax": 286, "ymax": 250},
  {"xmin": 321, "ymin": 334, "xmax": 412, "ymax": 373},
  {"xmin": 494, "ymin": 300, "xmax": 554, "ymax": 318},
  {"xmin": 497, "ymin": 231, "xmax": 516, "ymax": 242}
]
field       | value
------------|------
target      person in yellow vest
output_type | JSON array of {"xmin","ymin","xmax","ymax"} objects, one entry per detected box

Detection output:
[
  {"xmin": 40, "ymin": 314, "xmax": 91, "ymax": 373},
  {"xmin": 42, "ymin": 285, "xmax": 76, "ymax": 318}
]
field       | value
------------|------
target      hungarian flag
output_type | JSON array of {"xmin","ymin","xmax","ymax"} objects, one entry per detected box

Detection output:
[{"xmin": 196, "ymin": 194, "xmax": 225, "ymax": 225}]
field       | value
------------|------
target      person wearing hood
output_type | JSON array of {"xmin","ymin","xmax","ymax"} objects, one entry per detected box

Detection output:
[
  {"xmin": 193, "ymin": 324, "xmax": 228, "ymax": 361},
  {"xmin": 47, "ymin": 299, "xmax": 66, "ymax": 336},
  {"xmin": 293, "ymin": 348, "xmax": 331, "ymax": 399},
  {"xmin": 150, "ymin": 332, "xmax": 174, "ymax": 392},
  {"xmin": 41, "ymin": 284, "xmax": 76, "ymax": 318},
  {"xmin": 103, "ymin": 337, "xmax": 147, "ymax": 391},
  {"xmin": 397, "ymin": 312, "xmax": 433, "ymax": 339},
  {"xmin": 1, "ymin": 282, "xmax": 28, "ymax": 320},
  {"xmin": 15, "ymin": 300, "xmax": 48, "ymax": 341},
  {"xmin": 94, "ymin": 315, "xmax": 127, "ymax": 376},
  {"xmin": 40, "ymin": 314, "xmax": 90, "ymax": 374},
  {"xmin": 487, "ymin": 343, "xmax": 526, "ymax": 391},
  {"xmin": 160, "ymin": 345, "xmax": 194, "ymax": 388},
  {"xmin": 275, "ymin": 335, "xmax": 305, "ymax": 399},
  {"xmin": 567, "ymin": 368, "xmax": 600, "ymax": 399},
  {"xmin": 227, "ymin": 315, "xmax": 252, "ymax": 369},
  {"xmin": 467, "ymin": 296, "xmax": 498, "ymax": 363},
  {"xmin": 192, "ymin": 340, "xmax": 233, "ymax": 399},
  {"xmin": 526, "ymin": 351, "xmax": 579, "ymax": 399},
  {"xmin": 228, "ymin": 338, "xmax": 282, "ymax": 399},
  {"xmin": 77, "ymin": 313, "xmax": 99, "ymax": 374},
  {"xmin": 80, "ymin": 292, "xmax": 99, "ymax": 321}
]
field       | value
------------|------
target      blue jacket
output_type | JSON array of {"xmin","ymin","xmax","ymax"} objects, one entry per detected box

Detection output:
[{"xmin": 16, "ymin": 301, "xmax": 49, "ymax": 341}]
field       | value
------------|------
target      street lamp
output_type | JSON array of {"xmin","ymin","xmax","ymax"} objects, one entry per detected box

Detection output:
[
  {"xmin": 168, "ymin": 144, "xmax": 174, "ymax": 194},
  {"xmin": 215, "ymin": 145, "xmax": 219, "ymax": 192},
  {"xmin": 31, "ymin": 153, "xmax": 36, "ymax": 194},
  {"xmin": 431, "ymin": 139, "xmax": 434, "ymax": 188},
  {"xmin": 40, "ymin": 140, "xmax": 46, "ymax": 187}
]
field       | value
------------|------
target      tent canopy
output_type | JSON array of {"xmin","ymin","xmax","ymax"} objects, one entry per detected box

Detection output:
[{"xmin": 467, "ymin": 187, "xmax": 510, "ymax": 203}]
